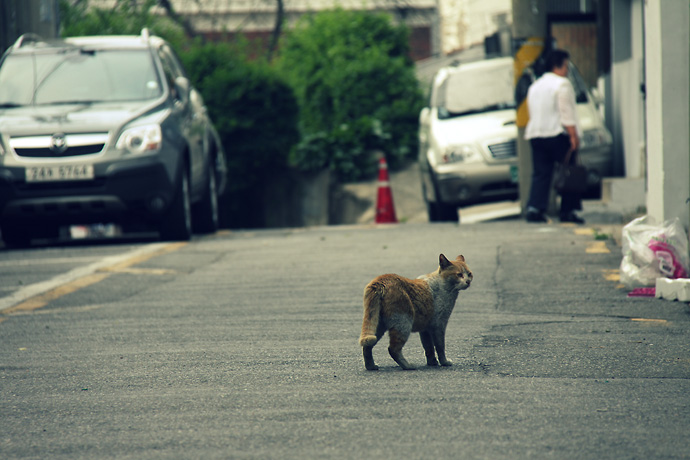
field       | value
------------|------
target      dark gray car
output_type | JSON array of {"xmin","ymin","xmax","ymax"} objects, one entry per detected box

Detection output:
[{"xmin": 0, "ymin": 30, "xmax": 227, "ymax": 247}]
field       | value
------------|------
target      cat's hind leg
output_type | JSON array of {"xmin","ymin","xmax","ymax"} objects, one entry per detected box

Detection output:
[
  {"xmin": 420, "ymin": 331, "xmax": 439, "ymax": 366},
  {"xmin": 388, "ymin": 326, "xmax": 415, "ymax": 370},
  {"xmin": 362, "ymin": 345, "xmax": 379, "ymax": 371},
  {"xmin": 362, "ymin": 326, "xmax": 386, "ymax": 371}
]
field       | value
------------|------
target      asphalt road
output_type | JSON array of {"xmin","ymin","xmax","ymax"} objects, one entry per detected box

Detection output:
[{"xmin": 1, "ymin": 221, "xmax": 689, "ymax": 459}]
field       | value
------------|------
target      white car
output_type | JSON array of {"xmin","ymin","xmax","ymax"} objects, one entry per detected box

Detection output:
[{"xmin": 418, "ymin": 56, "xmax": 613, "ymax": 221}]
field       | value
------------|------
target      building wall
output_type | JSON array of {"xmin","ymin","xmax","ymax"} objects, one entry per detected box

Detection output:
[
  {"xmin": 609, "ymin": 0, "xmax": 645, "ymax": 179},
  {"xmin": 645, "ymin": 0, "xmax": 690, "ymax": 227},
  {"xmin": 551, "ymin": 21, "xmax": 598, "ymax": 87}
]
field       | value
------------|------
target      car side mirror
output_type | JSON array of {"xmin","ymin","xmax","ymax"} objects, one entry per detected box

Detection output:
[
  {"xmin": 173, "ymin": 76, "xmax": 190, "ymax": 108},
  {"xmin": 420, "ymin": 107, "xmax": 430, "ymax": 124}
]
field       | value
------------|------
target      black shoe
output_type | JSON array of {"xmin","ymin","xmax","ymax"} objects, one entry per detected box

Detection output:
[
  {"xmin": 560, "ymin": 212, "xmax": 585, "ymax": 224},
  {"xmin": 526, "ymin": 211, "xmax": 548, "ymax": 223}
]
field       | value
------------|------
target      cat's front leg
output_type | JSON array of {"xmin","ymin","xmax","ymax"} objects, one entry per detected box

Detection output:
[
  {"xmin": 420, "ymin": 331, "xmax": 439, "ymax": 366},
  {"xmin": 432, "ymin": 327, "xmax": 453, "ymax": 367}
]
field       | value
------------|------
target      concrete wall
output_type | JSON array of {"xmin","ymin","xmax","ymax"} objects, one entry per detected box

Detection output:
[
  {"xmin": 609, "ymin": 0, "xmax": 646, "ymax": 179},
  {"xmin": 645, "ymin": 1, "xmax": 690, "ymax": 228}
]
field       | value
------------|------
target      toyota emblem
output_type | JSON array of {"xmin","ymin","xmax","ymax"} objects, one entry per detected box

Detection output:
[{"xmin": 50, "ymin": 133, "xmax": 68, "ymax": 154}]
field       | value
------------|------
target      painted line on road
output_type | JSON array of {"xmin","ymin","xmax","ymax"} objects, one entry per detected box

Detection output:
[
  {"xmin": 586, "ymin": 241, "xmax": 610, "ymax": 254},
  {"xmin": 0, "ymin": 242, "xmax": 187, "ymax": 316},
  {"xmin": 631, "ymin": 318, "xmax": 668, "ymax": 324},
  {"xmin": 3, "ymin": 272, "xmax": 111, "ymax": 314}
]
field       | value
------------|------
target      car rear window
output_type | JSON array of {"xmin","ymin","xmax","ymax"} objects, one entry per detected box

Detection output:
[{"xmin": 0, "ymin": 49, "xmax": 163, "ymax": 106}]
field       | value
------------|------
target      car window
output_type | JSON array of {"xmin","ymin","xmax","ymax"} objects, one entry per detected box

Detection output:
[
  {"xmin": 160, "ymin": 45, "xmax": 188, "ymax": 79},
  {"xmin": 567, "ymin": 63, "xmax": 590, "ymax": 104},
  {"xmin": 157, "ymin": 46, "xmax": 185, "ymax": 100},
  {"xmin": 437, "ymin": 61, "xmax": 515, "ymax": 118},
  {"xmin": 0, "ymin": 49, "xmax": 162, "ymax": 106}
]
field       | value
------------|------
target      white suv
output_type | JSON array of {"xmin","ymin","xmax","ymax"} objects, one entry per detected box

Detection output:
[{"xmin": 418, "ymin": 56, "xmax": 613, "ymax": 221}]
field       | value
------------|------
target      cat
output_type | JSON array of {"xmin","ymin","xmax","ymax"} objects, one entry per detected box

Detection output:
[{"xmin": 358, "ymin": 254, "xmax": 472, "ymax": 371}]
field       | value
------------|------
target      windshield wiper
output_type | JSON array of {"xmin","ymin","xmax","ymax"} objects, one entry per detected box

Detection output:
[
  {"xmin": 442, "ymin": 104, "xmax": 515, "ymax": 118},
  {"xmin": 42, "ymin": 100, "xmax": 102, "ymax": 106},
  {"xmin": 0, "ymin": 102, "xmax": 23, "ymax": 108}
]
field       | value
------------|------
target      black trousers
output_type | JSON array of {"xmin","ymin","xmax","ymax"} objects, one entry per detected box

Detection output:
[{"xmin": 526, "ymin": 134, "xmax": 582, "ymax": 215}]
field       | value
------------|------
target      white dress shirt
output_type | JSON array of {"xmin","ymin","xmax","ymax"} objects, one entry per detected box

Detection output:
[{"xmin": 524, "ymin": 72, "xmax": 581, "ymax": 140}]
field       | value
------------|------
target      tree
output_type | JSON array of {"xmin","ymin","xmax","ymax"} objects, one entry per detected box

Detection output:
[{"xmin": 277, "ymin": 9, "xmax": 424, "ymax": 181}]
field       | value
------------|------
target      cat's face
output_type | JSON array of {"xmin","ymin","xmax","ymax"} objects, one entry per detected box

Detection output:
[{"xmin": 439, "ymin": 254, "xmax": 473, "ymax": 291}]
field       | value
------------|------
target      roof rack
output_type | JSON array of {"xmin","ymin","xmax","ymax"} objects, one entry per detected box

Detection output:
[{"xmin": 13, "ymin": 33, "xmax": 43, "ymax": 49}]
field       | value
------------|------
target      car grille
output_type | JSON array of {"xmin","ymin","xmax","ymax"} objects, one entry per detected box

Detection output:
[
  {"xmin": 487, "ymin": 140, "xmax": 516, "ymax": 159},
  {"xmin": 10, "ymin": 133, "xmax": 109, "ymax": 158}
]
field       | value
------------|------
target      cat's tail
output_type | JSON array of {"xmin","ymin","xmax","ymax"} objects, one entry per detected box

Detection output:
[{"xmin": 359, "ymin": 283, "xmax": 383, "ymax": 347}]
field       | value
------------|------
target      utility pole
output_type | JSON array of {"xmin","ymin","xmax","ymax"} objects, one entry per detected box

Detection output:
[{"xmin": 511, "ymin": 0, "xmax": 546, "ymax": 215}]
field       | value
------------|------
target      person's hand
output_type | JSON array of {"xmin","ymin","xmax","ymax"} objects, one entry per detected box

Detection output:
[{"xmin": 569, "ymin": 134, "xmax": 579, "ymax": 153}]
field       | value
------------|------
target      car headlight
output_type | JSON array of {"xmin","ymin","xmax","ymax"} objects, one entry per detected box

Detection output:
[
  {"xmin": 442, "ymin": 145, "xmax": 482, "ymax": 164},
  {"xmin": 580, "ymin": 128, "xmax": 611, "ymax": 149},
  {"xmin": 116, "ymin": 124, "xmax": 162, "ymax": 155}
]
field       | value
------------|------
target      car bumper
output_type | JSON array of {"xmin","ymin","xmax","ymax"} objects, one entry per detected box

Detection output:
[
  {"xmin": 580, "ymin": 145, "xmax": 613, "ymax": 178},
  {"xmin": 434, "ymin": 162, "xmax": 518, "ymax": 205},
  {"xmin": 0, "ymin": 156, "xmax": 178, "ymax": 226}
]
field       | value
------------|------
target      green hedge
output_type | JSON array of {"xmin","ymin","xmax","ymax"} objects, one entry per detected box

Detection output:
[
  {"xmin": 277, "ymin": 9, "xmax": 424, "ymax": 181},
  {"xmin": 178, "ymin": 43, "xmax": 300, "ymax": 227}
]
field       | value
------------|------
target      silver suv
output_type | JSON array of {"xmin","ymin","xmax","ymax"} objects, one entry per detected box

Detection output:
[
  {"xmin": 0, "ymin": 30, "xmax": 227, "ymax": 247},
  {"xmin": 418, "ymin": 56, "xmax": 612, "ymax": 221}
]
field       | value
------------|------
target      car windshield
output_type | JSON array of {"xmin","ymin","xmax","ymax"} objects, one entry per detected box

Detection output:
[
  {"xmin": 437, "ymin": 61, "xmax": 515, "ymax": 118},
  {"xmin": 0, "ymin": 48, "xmax": 163, "ymax": 106}
]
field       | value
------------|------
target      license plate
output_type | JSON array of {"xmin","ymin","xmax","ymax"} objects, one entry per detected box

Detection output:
[{"xmin": 26, "ymin": 164, "xmax": 94, "ymax": 182}]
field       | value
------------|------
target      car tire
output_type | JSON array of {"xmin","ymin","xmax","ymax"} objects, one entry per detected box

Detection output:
[
  {"xmin": 159, "ymin": 166, "xmax": 192, "ymax": 241},
  {"xmin": 1, "ymin": 223, "xmax": 32, "ymax": 248},
  {"xmin": 423, "ymin": 177, "xmax": 458, "ymax": 222},
  {"xmin": 192, "ymin": 159, "xmax": 219, "ymax": 234},
  {"xmin": 426, "ymin": 200, "xmax": 458, "ymax": 222}
]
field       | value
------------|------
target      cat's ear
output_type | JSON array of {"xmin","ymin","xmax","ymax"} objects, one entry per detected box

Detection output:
[
  {"xmin": 439, "ymin": 254, "xmax": 452, "ymax": 269},
  {"xmin": 456, "ymin": 255, "xmax": 465, "ymax": 262}
]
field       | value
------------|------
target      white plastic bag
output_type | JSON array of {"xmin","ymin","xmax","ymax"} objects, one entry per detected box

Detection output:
[{"xmin": 619, "ymin": 215, "xmax": 690, "ymax": 289}]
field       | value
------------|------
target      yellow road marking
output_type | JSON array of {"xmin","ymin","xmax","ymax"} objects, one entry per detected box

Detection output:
[
  {"xmin": 3, "ymin": 272, "xmax": 110, "ymax": 314},
  {"xmin": 631, "ymin": 318, "xmax": 668, "ymax": 324},
  {"xmin": 100, "ymin": 267, "xmax": 177, "ymax": 275},
  {"xmin": 602, "ymin": 269, "xmax": 620, "ymax": 282},
  {"xmin": 98, "ymin": 242, "xmax": 186, "ymax": 272},
  {"xmin": 574, "ymin": 228, "xmax": 595, "ymax": 236},
  {"xmin": 586, "ymin": 241, "xmax": 610, "ymax": 254},
  {"xmin": 1, "ymin": 242, "xmax": 187, "ymax": 318}
]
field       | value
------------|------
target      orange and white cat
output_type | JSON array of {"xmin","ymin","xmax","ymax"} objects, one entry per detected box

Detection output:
[{"xmin": 359, "ymin": 254, "xmax": 472, "ymax": 370}]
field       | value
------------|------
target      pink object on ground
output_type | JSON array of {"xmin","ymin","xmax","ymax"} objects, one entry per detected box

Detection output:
[{"xmin": 627, "ymin": 287, "xmax": 656, "ymax": 298}]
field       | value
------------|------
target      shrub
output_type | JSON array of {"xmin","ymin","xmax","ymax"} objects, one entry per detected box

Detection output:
[
  {"xmin": 178, "ymin": 43, "xmax": 300, "ymax": 227},
  {"xmin": 277, "ymin": 9, "xmax": 424, "ymax": 181}
]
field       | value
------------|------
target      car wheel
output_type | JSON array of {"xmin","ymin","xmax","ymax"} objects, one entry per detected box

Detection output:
[
  {"xmin": 192, "ymin": 159, "xmax": 219, "ymax": 234},
  {"xmin": 159, "ymin": 167, "xmax": 192, "ymax": 241},
  {"xmin": 426, "ymin": 200, "xmax": 458, "ymax": 222},
  {"xmin": 1, "ymin": 223, "xmax": 32, "ymax": 248},
  {"xmin": 423, "ymin": 177, "xmax": 458, "ymax": 222}
]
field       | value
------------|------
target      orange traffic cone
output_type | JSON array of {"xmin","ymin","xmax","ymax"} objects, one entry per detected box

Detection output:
[{"xmin": 375, "ymin": 156, "xmax": 398, "ymax": 224}]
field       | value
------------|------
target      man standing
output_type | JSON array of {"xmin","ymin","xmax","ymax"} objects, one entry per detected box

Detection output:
[{"xmin": 524, "ymin": 49, "xmax": 584, "ymax": 224}]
